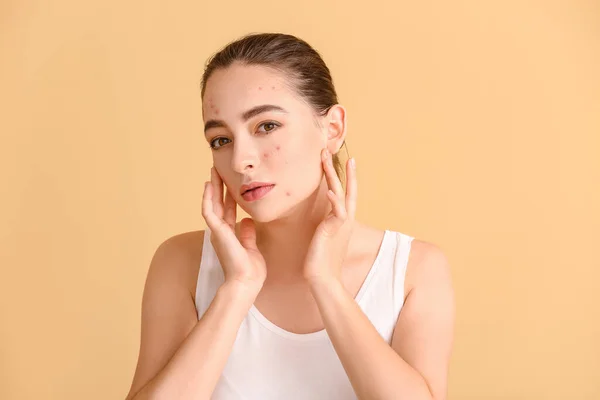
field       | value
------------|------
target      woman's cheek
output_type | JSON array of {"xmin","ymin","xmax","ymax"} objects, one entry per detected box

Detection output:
[{"xmin": 262, "ymin": 144, "xmax": 281, "ymax": 160}]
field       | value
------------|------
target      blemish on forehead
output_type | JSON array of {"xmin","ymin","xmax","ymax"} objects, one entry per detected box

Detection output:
[
  {"xmin": 286, "ymin": 191, "xmax": 291, "ymax": 196},
  {"xmin": 205, "ymin": 98, "xmax": 219, "ymax": 115},
  {"xmin": 258, "ymin": 86, "xmax": 262, "ymax": 91}
]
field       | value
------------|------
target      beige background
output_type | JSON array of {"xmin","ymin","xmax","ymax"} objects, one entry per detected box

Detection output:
[{"xmin": 1, "ymin": 1, "xmax": 599, "ymax": 399}]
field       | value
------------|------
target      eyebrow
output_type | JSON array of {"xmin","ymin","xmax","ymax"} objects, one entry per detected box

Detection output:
[{"xmin": 204, "ymin": 104, "xmax": 288, "ymax": 135}]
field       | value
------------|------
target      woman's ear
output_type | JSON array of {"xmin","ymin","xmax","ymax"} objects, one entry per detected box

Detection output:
[{"xmin": 325, "ymin": 104, "xmax": 347, "ymax": 154}]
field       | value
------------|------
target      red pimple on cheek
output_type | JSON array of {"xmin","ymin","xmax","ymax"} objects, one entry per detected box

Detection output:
[
  {"xmin": 258, "ymin": 86, "xmax": 262, "ymax": 90},
  {"xmin": 276, "ymin": 145, "xmax": 280, "ymax": 150},
  {"xmin": 286, "ymin": 191, "xmax": 291, "ymax": 196}
]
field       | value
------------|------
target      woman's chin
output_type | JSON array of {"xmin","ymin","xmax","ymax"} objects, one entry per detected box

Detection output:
[{"xmin": 239, "ymin": 202, "xmax": 280, "ymax": 223}]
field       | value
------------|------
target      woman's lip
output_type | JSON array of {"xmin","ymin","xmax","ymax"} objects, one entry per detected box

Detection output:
[
  {"xmin": 243, "ymin": 184, "xmax": 274, "ymax": 194},
  {"xmin": 241, "ymin": 184, "xmax": 275, "ymax": 202},
  {"xmin": 240, "ymin": 182, "xmax": 274, "ymax": 194}
]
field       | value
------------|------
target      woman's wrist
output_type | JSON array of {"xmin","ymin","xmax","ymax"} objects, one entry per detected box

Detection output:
[
  {"xmin": 307, "ymin": 276, "xmax": 343, "ymax": 294},
  {"xmin": 218, "ymin": 280, "xmax": 262, "ymax": 308}
]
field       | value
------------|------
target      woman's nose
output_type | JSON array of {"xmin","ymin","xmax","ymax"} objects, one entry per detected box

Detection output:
[{"xmin": 231, "ymin": 139, "xmax": 260, "ymax": 173}]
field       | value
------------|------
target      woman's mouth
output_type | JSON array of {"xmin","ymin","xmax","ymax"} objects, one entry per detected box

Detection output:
[{"xmin": 241, "ymin": 184, "xmax": 275, "ymax": 202}]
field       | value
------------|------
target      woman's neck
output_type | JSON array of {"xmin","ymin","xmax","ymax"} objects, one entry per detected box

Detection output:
[{"xmin": 253, "ymin": 179, "xmax": 333, "ymax": 278}]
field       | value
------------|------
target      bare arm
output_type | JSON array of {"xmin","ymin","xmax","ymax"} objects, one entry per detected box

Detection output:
[
  {"xmin": 125, "ymin": 233, "xmax": 257, "ymax": 400},
  {"xmin": 309, "ymin": 241, "xmax": 455, "ymax": 400}
]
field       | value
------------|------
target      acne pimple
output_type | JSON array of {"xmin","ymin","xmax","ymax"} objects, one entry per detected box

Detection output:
[
  {"xmin": 258, "ymin": 86, "xmax": 262, "ymax": 90},
  {"xmin": 286, "ymin": 191, "xmax": 291, "ymax": 196},
  {"xmin": 263, "ymin": 152, "xmax": 269, "ymax": 158},
  {"xmin": 276, "ymin": 145, "xmax": 280, "ymax": 150}
]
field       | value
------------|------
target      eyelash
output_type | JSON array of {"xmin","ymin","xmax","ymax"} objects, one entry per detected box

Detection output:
[{"xmin": 209, "ymin": 121, "xmax": 280, "ymax": 150}]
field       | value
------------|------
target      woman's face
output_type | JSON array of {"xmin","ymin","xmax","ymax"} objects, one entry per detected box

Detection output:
[{"xmin": 202, "ymin": 63, "xmax": 339, "ymax": 222}]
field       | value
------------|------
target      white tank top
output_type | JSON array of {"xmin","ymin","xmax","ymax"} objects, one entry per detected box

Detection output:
[{"xmin": 195, "ymin": 226, "xmax": 415, "ymax": 400}]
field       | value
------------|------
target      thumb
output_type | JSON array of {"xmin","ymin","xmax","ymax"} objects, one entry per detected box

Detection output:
[{"xmin": 238, "ymin": 217, "xmax": 258, "ymax": 251}]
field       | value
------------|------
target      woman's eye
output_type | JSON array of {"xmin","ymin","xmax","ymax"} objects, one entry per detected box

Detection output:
[
  {"xmin": 210, "ymin": 122, "xmax": 279, "ymax": 150},
  {"xmin": 210, "ymin": 137, "xmax": 230, "ymax": 150},
  {"xmin": 257, "ymin": 121, "xmax": 280, "ymax": 133}
]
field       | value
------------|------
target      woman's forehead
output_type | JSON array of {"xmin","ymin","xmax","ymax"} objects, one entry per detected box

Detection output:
[
  {"xmin": 203, "ymin": 67, "xmax": 302, "ymax": 118},
  {"xmin": 205, "ymin": 65, "xmax": 287, "ymax": 99}
]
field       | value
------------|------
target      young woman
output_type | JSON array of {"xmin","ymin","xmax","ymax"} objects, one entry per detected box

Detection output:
[{"xmin": 126, "ymin": 33, "xmax": 455, "ymax": 400}]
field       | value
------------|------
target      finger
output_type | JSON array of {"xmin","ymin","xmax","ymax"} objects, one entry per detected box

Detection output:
[
  {"xmin": 211, "ymin": 167, "xmax": 224, "ymax": 218},
  {"xmin": 238, "ymin": 217, "xmax": 258, "ymax": 251},
  {"xmin": 345, "ymin": 158, "xmax": 357, "ymax": 219},
  {"xmin": 223, "ymin": 186, "xmax": 237, "ymax": 227},
  {"xmin": 202, "ymin": 181, "xmax": 222, "ymax": 231},
  {"xmin": 322, "ymin": 148, "xmax": 344, "ymax": 199},
  {"xmin": 327, "ymin": 189, "xmax": 347, "ymax": 220}
]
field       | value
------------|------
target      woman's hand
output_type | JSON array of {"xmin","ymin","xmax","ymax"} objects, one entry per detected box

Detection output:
[
  {"xmin": 202, "ymin": 166, "xmax": 267, "ymax": 294},
  {"xmin": 303, "ymin": 148, "xmax": 357, "ymax": 287}
]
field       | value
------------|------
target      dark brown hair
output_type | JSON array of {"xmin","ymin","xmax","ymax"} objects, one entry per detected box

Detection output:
[{"xmin": 200, "ymin": 32, "xmax": 349, "ymax": 184}]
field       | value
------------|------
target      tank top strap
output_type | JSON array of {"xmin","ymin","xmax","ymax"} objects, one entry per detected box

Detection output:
[
  {"xmin": 194, "ymin": 226, "xmax": 225, "ymax": 319},
  {"xmin": 392, "ymin": 231, "xmax": 415, "ymax": 315}
]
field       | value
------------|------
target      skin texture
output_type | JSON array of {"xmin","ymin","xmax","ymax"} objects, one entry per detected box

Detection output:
[{"xmin": 202, "ymin": 62, "xmax": 350, "ymax": 278}]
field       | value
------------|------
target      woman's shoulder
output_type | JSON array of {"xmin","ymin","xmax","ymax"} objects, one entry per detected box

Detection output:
[
  {"xmin": 369, "ymin": 223, "xmax": 449, "ymax": 296},
  {"xmin": 379, "ymin": 224, "xmax": 446, "ymax": 269},
  {"xmin": 153, "ymin": 230, "xmax": 206, "ymax": 301},
  {"xmin": 404, "ymin": 235, "xmax": 452, "ymax": 297}
]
